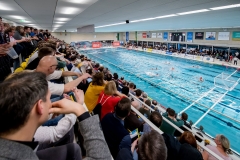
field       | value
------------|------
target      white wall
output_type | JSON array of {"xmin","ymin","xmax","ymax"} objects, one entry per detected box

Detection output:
[
  {"xmin": 129, "ymin": 28, "xmax": 240, "ymax": 47},
  {"xmin": 51, "ymin": 32, "xmax": 123, "ymax": 43}
]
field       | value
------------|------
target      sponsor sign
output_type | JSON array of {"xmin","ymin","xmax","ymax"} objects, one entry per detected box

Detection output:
[
  {"xmin": 218, "ymin": 32, "xmax": 230, "ymax": 40},
  {"xmin": 152, "ymin": 33, "xmax": 157, "ymax": 38},
  {"xmin": 92, "ymin": 42, "xmax": 101, "ymax": 48},
  {"xmin": 157, "ymin": 33, "xmax": 163, "ymax": 38},
  {"xmin": 232, "ymin": 31, "xmax": 240, "ymax": 41},
  {"xmin": 142, "ymin": 33, "xmax": 147, "ymax": 38},
  {"xmin": 195, "ymin": 32, "xmax": 204, "ymax": 40},
  {"xmin": 205, "ymin": 32, "xmax": 216, "ymax": 40},
  {"xmin": 187, "ymin": 32, "xmax": 193, "ymax": 42}
]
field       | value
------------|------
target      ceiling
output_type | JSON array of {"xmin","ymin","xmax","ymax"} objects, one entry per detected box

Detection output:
[{"xmin": 0, "ymin": 0, "xmax": 240, "ymax": 32}]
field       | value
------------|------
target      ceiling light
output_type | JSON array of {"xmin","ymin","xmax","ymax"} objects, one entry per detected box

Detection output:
[
  {"xmin": 67, "ymin": 0, "xmax": 97, "ymax": 4},
  {"xmin": 9, "ymin": 15, "xmax": 25, "ymax": 19},
  {"xmin": 54, "ymin": 18, "xmax": 70, "ymax": 21},
  {"xmin": 58, "ymin": 7, "xmax": 80, "ymax": 14},
  {"xmin": 131, "ymin": 14, "xmax": 177, "ymax": 23},
  {"xmin": 0, "ymin": 2, "xmax": 13, "ymax": 10},
  {"xmin": 210, "ymin": 3, "xmax": 240, "ymax": 10},
  {"xmin": 156, "ymin": 14, "xmax": 178, "ymax": 18},
  {"xmin": 177, "ymin": 9, "xmax": 209, "ymax": 15},
  {"xmin": 95, "ymin": 22, "xmax": 125, "ymax": 28},
  {"xmin": 54, "ymin": 22, "xmax": 65, "ymax": 24}
]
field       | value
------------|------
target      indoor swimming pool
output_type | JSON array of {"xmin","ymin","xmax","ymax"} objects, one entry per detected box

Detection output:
[{"xmin": 81, "ymin": 48, "xmax": 240, "ymax": 153}]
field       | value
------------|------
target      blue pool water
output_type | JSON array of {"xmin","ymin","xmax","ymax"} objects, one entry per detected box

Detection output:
[{"xmin": 81, "ymin": 48, "xmax": 240, "ymax": 153}]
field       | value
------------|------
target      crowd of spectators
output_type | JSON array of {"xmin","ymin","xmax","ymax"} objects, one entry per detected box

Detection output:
[{"xmin": 0, "ymin": 18, "xmax": 234, "ymax": 160}]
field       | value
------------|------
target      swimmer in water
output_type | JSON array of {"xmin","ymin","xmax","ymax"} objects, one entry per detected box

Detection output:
[
  {"xmin": 199, "ymin": 77, "xmax": 204, "ymax": 82},
  {"xmin": 171, "ymin": 67, "xmax": 174, "ymax": 71}
]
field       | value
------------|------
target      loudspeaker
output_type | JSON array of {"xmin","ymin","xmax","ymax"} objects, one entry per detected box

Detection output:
[{"xmin": 126, "ymin": 20, "xmax": 129, "ymax": 24}]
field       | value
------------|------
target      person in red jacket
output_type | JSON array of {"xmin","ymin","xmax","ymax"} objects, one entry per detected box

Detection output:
[{"xmin": 98, "ymin": 81, "xmax": 126, "ymax": 120}]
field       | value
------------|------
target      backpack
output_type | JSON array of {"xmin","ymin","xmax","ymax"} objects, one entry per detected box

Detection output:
[{"xmin": 93, "ymin": 93, "xmax": 111, "ymax": 119}]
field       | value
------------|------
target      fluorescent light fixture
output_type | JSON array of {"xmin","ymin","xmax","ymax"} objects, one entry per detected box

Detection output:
[
  {"xmin": 9, "ymin": 15, "xmax": 25, "ymax": 19},
  {"xmin": 54, "ymin": 21, "xmax": 65, "ymax": 24},
  {"xmin": 0, "ymin": 2, "xmax": 13, "ymax": 11},
  {"xmin": 67, "ymin": 0, "xmax": 97, "ymax": 4},
  {"xmin": 210, "ymin": 3, "xmax": 240, "ymax": 10},
  {"xmin": 177, "ymin": 9, "xmax": 209, "ymax": 15},
  {"xmin": 58, "ymin": 7, "xmax": 80, "ymax": 14},
  {"xmin": 131, "ymin": 14, "xmax": 177, "ymax": 23},
  {"xmin": 95, "ymin": 22, "xmax": 125, "ymax": 28},
  {"xmin": 54, "ymin": 18, "xmax": 70, "ymax": 21}
]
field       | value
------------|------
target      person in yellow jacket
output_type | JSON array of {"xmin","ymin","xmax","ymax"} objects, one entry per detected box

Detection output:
[{"xmin": 85, "ymin": 72, "xmax": 106, "ymax": 112}]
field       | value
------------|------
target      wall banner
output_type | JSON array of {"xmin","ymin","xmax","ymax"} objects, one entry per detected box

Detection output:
[
  {"xmin": 163, "ymin": 32, "xmax": 168, "ymax": 41},
  {"xmin": 195, "ymin": 32, "xmax": 204, "ymax": 40},
  {"xmin": 152, "ymin": 33, "xmax": 157, "ymax": 38},
  {"xmin": 142, "ymin": 33, "xmax": 147, "ymax": 38},
  {"xmin": 157, "ymin": 33, "xmax": 163, "ymax": 38},
  {"xmin": 218, "ymin": 32, "xmax": 230, "ymax": 40},
  {"xmin": 232, "ymin": 31, "xmax": 240, "ymax": 41},
  {"xmin": 187, "ymin": 32, "xmax": 193, "ymax": 42},
  {"xmin": 205, "ymin": 32, "xmax": 216, "ymax": 40},
  {"xmin": 126, "ymin": 32, "xmax": 129, "ymax": 42}
]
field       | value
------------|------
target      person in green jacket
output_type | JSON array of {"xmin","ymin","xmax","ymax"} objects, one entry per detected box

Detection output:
[{"xmin": 160, "ymin": 108, "xmax": 184, "ymax": 135}]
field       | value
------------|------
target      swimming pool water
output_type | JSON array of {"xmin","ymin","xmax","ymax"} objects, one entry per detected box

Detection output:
[{"xmin": 81, "ymin": 48, "xmax": 240, "ymax": 153}]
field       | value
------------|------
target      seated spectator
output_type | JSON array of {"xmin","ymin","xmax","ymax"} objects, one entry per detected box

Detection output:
[
  {"xmin": 124, "ymin": 110, "xmax": 144, "ymax": 132},
  {"xmin": 98, "ymin": 81, "xmax": 126, "ymax": 119},
  {"xmin": 141, "ymin": 92, "xmax": 148, "ymax": 102},
  {"xmin": 113, "ymin": 73, "xmax": 119, "ymax": 81},
  {"xmin": 116, "ymin": 130, "xmax": 167, "ymax": 160},
  {"xmin": 143, "ymin": 111, "xmax": 162, "ymax": 133},
  {"xmin": 0, "ymin": 71, "xmax": 111, "ymax": 160},
  {"xmin": 34, "ymin": 89, "xmax": 84, "ymax": 145},
  {"xmin": 26, "ymin": 47, "xmax": 55, "ymax": 70},
  {"xmin": 131, "ymin": 89, "xmax": 142, "ymax": 110},
  {"xmin": 35, "ymin": 56, "xmax": 89, "ymax": 96},
  {"xmin": 202, "ymin": 134, "xmax": 232, "ymax": 160},
  {"xmin": 101, "ymin": 98, "xmax": 132, "ymax": 159},
  {"xmin": 121, "ymin": 86, "xmax": 129, "ymax": 96},
  {"xmin": 105, "ymin": 73, "xmax": 113, "ymax": 82},
  {"xmin": 128, "ymin": 82, "xmax": 135, "ymax": 95},
  {"xmin": 178, "ymin": 131, "xmax": 203, "ymax": 160},
  {"xmin": 151, "ymin": 99, "xmax": 158, "ymax": 109},
  {"xmin": 84, "ymin": 72, "xmax": 105, "ymax": 112},
  {"xmin": 160, "ymin": 108, "xmax": 184, "ymax": 135},
  {"xmin": 139, "ymin": 99, "xmax": 151, "ymax": 119},
  {"xmin": 174, "ymin": 112, "xmax": 192, "ymax": 137}
]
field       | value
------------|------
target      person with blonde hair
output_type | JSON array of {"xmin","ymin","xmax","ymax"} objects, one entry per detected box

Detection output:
[
  {"xmin": 98, "ymin": 81, "xmax": 126, "ymax": 119},
  {"xmin": 202, "ymin": 134, "xmax": 232, "ymax": 160}
]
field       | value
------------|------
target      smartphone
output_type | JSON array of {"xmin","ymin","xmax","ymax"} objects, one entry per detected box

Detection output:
[{"xmin": 86, "ymin": 77, "xmax": 92, "ymax": 83}]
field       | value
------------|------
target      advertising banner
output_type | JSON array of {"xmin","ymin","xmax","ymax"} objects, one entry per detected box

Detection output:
[
  {"xmin": 126, "ymin": 32, "xmax": 129, "ymax": 42},
  {"xmin": 113, "ymin": 41, "xmax": 120, "ymax": 47},
  {"xmin": 92, "ymin": 42, "xmax": 101, "ymax": 48},
  {"xmin": 195, "ymin": 32, "xmax": 204, "ymax": 40},
  {"xmin": 157, "ymin": 33, "xmax": 163, "ymax": 38},
  {"xmin": 187, "ymin": 32, "xmax": 193, "ymax": 42},
  {"xmin": 152, "ymin": 33, "xmax": 157, "ymax": 38},
  {"xmin": 205, "ymin": 32, "xmax": 216, "ymax": 40},
  {"xmin": 218, "ymin": 32, "xmax": 230, "ymax": 40},
  {"xmin": 232, "ymin": 31, "xmax": 240, "ymax": 41},
  {"xmin": 170, "ymin": 32, "xmax": 185, "ymax": 42},
  {"xmin": 163, "ymin": 32, "xmax": 168, "ymax": 41},
  {"xmin": 142, "ymin": 33, "xmax": 147, "ymax": 38},
  {"xmin": 147, "ymin": 32, "xmax": 151, "ymax": 38}
]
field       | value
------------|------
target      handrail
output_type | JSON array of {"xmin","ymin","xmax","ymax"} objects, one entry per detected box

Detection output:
[
  {"xmin": 87, "ymin": 53, "xmax": 240, "ymax": 124},
  {"xmin": 128, "ymin": 91, "xmax": 224, "ymax": 160}
]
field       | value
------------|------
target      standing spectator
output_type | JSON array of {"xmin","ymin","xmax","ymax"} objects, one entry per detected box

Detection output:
[{"xmin": 233, "ymin": 56, "xmax": 238, "ymax": 65}]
